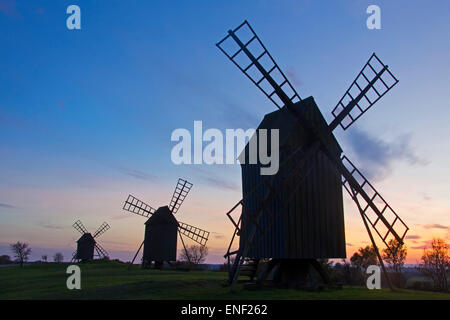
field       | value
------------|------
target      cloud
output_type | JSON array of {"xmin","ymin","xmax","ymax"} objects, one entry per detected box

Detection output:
[
  {"xmin": 423, "ymin": 224, "xmax": 448, "ymax": 230},
  {"xmin": 212, "ymin": 232, "xmax": 225, "ymax": 240},
  {"xmin": 0, "ymin": 0, "xmax": 20, "ymax": 17},
  {"xmin": 346, "ymin": 243, "xmax": 354, "ymax": 247},
  {"xmin": 0, "ymin": 203, "xmax": 15, "ymax": 209},
  {"xmin": 189, "ymin": 167, "xmax": 239, "ymax": 191},
  {"xmin": 410, "ymin": 245, "xmax": 426, "ymax": 250},
  {"xmin": 111, "ymin": 214, "xmax": 134, "ymax": 220},
  {"xmin": 405, "ymin": 235, "xmax": 421, "ymax": 240},
  {"xmin": 345, "ymin": 128, "xmax": 428, "ymax": 181},
  {"xmin": 119, "ymin": 167, "xmax": 157, "ymax": 182},
  {"xmin": 39, "ymin": 223, "xmax": 64, "ymax": 230}
]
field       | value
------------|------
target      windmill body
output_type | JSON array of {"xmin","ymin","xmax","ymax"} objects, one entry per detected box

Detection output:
[
  {"xmin": 240, "ymin": 97, "xmax": 346, "ymax": 259},
  {"xmin": 123, "ymin": 178, "xmax": 210, "ymax": 269},
  {"xmin": 72, "ymin": 220, "xmax": 110, "ymax": 262},
  {"xmin": 143, "ymin": 206, "xmax": 178, "ymax": 263},
  {"xmin": 76, "ymin": 233, "xmax": 96, "ymax": 261},
  {"xmin": 217, "ymin": 21, "xmax": 409, "ymax": 289}
]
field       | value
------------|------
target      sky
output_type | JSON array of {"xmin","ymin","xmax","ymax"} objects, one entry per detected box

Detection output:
[{"xmin": 0, "ymin": 0, "xmax": 449, "ymax": 264}]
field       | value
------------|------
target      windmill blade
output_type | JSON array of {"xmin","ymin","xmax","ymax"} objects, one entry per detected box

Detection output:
[
  {"xmin": 123, "ymin": 194, "xmax": 156, "ymax": 218},
  {"xmin": 329, "ymin": 53, "xmax": 399, "ymax": 131},
  {"xmin": 178, "ymin": 221, "xmax": 210, "ymax": 246},
  {"xmin": 93, "ymin": 222, "xmax": 110, "ymax": 238},
  {"xmin": 73, "ymin": 220, "xmax": 88, "ymax": 235},
  {"xmin": 95, "ymin": 243, "xmax": 109, "ymax": 258},
  {"xmin": 216, "ymin": 20, "xmax": 301, "ymax": 110},
  {"xmin": 340, "ymin": 156, "xmax": 409, "ymax": 245},
  {"xmin": 168, "ymin": 178, "xmax": 193, "ymax": 214}
]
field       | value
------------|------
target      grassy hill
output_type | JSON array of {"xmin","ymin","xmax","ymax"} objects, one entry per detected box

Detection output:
[{"xmin": 1, "ymin": 261, "xmax": 449, "ymax": 300}]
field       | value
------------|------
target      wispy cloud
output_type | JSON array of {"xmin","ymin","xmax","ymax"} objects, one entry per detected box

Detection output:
[
  {"xmin": 345, "ymin": 128, "xmax": 428, "ymax": 181},
  {"xmin": 212, "ymin": 232, "xmax": 225, "ymax": 240},
  {"xmin": 39, "ymin": 222, "xmax": 64, "ymax": 230},
  {"xmin": 405, "ymin": 235, "xmax": 421, "ymax": 240},
  {"xmin": 119, "ymin": 167, "xmax": 157, "ymax": 182},
  {"xmin": 423, "ymin": 224, "xmax": 448, "ymax": 230},
  {"xmin": 0, "ymin": 202, "xmax": 16, "ymax": 209},
  {"xmin": 189, "ymin": 166, "xmax": 239, "ymax": 191}
]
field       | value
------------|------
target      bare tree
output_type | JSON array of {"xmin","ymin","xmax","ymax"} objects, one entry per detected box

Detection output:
[
  {"xmin": 10, "ymin": 242, "xmax": 32, "ymax": 267},
  {"xmin": 417, "ymin": 238, "xmax": 449, "ymax": 292},
  {"xmin": 53, "ymin": 252, "xmax": 64, "ymax": 263},
  {"xmin": 382, "ymin": 239, "xmax": 407, "ymax": 273},
  {"xmin": 179, "ymin": 245, "xmax": 208, "ymax": 265},
  {"xmin": 41, "ymin": 255, "xmax": 48, "ymax": 263}
]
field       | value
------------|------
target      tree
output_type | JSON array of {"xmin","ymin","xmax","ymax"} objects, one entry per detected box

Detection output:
[
  {"xmin": 350, "ymin": 245, "xmax": 378, "ymax": 284},
  {"xmin": 417, "ymin": 238, "xmax": 449, "ymax": 292},
  {"xmin": 350, "ymin": 245, "xmax": 378, "ymax": 270},
  {"xmin": 382, "ymin": 239, "xmax": 407, "ymax": 273},
  {"xmin": 10, "ymin": 242, "xmax": 32, "ymax": 267},
  {"xmin": 41, "ymin": 255, "xmax": 48, "ymax": 263},
  {"xmin": 53, "ymin": 252, "xmax": 64, "ymax": 263},
  {"xmin": 179, "ymin": 245, "xmax": 208, "ymax": 265}
]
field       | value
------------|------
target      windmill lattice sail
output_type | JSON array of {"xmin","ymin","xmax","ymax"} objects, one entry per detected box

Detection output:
[
  {"xmin": 178, "ymin": 221, "xmax": 210, "ymax": 246},
  {"xmin": 216, "ymin": 20, "xmax": 301, "ymax": 109},
  {"xmin": 169, "ymin": 178, "xmax": 193, "ymax": 214},
  {"xmin": 341, "ymin": 156, "xmax": 409, "ymax": 246},
  {"xmin": 93, "ymin": 222, "xmax": 110, "ymax": 238},
  {"xmin": 123, "ymin": 195, "xmax": 156, "ymax": 217},
  {"xmin": 73, "ymin": 220, "xmax": 88, "ymax": 235},
  {"xmin": 330, "ymin": 53, "xmax": 399, "ymax": 131},
  {"xmin": 95, "ymin": 243, "xmax": 109, "ymax": 258}
]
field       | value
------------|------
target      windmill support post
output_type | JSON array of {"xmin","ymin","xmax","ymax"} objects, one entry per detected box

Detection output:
[
  {"xmin": 178, "ymin": 230, "xmax": 192, "ymax": 265},
  {"xmin": 129, "ymin": 240, "xmax": 145, "ymax": 270}
]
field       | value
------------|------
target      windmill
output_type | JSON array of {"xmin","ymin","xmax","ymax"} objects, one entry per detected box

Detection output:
[
  {"xmin": 216, "ymin": 21, "xmax": 409, "ymax": 289},
  {"xmin": 72, "ymin": 220, "xmax": 110, "ymax": 262},
  {"xmin": 123, "ymin": 178, "xmax": 210, "ymax": 269}
]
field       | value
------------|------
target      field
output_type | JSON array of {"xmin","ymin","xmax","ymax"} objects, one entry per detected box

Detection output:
[{"xmin": 1, "ymin": 261, "xmax": 449, "ymax": 300}]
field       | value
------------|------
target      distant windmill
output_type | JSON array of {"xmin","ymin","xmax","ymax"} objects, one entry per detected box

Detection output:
[
  {"xmin": 216, "ymin": 21, "xmax": 409, "ymax": 289},
  {"xmin": 72, "ymin": 220, "xmax": 110, "ymax": 262},
  {"xmin": 123, "ymin": 178, "xmax": 210, "ymax": 269}
]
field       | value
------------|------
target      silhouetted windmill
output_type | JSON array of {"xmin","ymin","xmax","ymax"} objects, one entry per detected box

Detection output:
[
  {"xmin": 216, "ymin": 21, "xmax": 409, "ymax": 289},
  {"xmin": 123, "ymin": 178, "xmax": 210, "ymax": 269},
  {"xmin": 72, "ymin": 220, "xmax": 110, "ymax": 262}
]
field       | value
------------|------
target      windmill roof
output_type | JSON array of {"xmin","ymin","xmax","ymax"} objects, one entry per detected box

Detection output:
[
  {"xmin": 145, "ymin": 206, "xmax": 179, "ymax": 226},
  {"xmin": 77, "ymin": 233, "xmax": 96, "ymax": 244},
  {"xmin": 239, "ymin": 96, "xmax": 342, "ymax": 162}
]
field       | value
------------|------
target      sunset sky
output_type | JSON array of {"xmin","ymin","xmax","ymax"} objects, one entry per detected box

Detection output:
[{"xmin": 1, "ymin": 1, "xmax": 449, "ymax": 264}]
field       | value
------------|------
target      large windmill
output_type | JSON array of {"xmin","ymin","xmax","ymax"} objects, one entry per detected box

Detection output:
[
  {"xmin": 216, "ymin": 21, "xmax": 409, "ymax": 289},
  {"xmin": 123, "ymin": 178, "xmax": 210, "ymax": 269},
  {"xmin": 72, "ymin": 220, "xmax": 110, "ymax": 262}
]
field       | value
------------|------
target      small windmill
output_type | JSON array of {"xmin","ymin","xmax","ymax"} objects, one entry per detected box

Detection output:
[
  {"xmin": 72, "ymin": 220, "xmax": 110, "ymax": 262},
  {"xmin": 216, "ymin": 21, "xmax": 409, "ymax": 289},
  {"xmin": 123, "ymin": 178, "xmax": 210, "ymax": 269}
]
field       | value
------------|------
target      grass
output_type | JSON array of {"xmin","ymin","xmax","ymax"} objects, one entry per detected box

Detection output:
[{"xmin": 0, "ymin": 261, "xmax": 449, "ymax": 300}]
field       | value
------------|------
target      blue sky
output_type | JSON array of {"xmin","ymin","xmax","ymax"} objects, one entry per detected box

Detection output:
[{"xmin": 1, "ymin": 0, "xmax": 450, "ymax": 263}]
